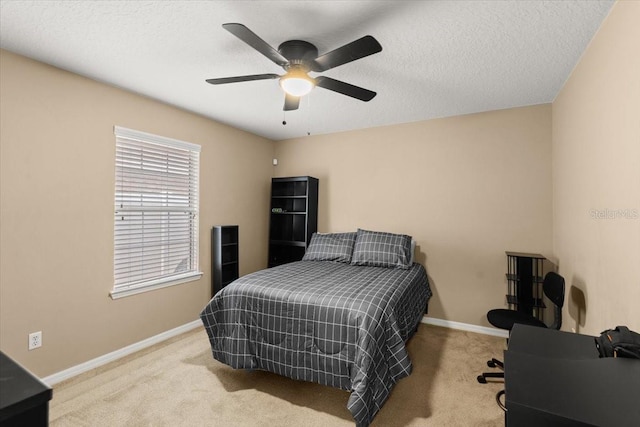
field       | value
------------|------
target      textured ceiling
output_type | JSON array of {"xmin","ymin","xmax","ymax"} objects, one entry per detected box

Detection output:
[{"xmin": 0, "ymin": 1, "xmax": 614, "ymax": 141}]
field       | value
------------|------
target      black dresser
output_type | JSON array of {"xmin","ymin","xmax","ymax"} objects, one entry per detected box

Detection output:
[{"xmin": 0, "ymin": 351, "xmax": 52, "ymax": 426}]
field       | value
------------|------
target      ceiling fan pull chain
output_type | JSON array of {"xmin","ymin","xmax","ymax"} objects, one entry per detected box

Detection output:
[{"xmin": 307, "ymin": 95, "xmax": 311, "ymax": 136}]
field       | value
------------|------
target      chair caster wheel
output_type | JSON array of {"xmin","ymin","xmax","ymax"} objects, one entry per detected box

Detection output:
[
  {"xmin": 487, "ymin": 360, "xmax": 497, "ymax": 368},
  {"xmin": 477, "ymin": 375, "xmax": 487, "ymax": 384}
]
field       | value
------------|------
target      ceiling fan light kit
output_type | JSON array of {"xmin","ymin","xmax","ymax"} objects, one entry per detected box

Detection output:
[
  {"xmin": 206, "ymin": 23, "xmax": 382, "ymax": 112},
  {"xmin": 279, "ymin": 69, "xmax": 315, "ymax": 97}
]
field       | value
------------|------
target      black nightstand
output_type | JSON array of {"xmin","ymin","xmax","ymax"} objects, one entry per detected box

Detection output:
[{"xmin": 0, "ymin": 351, "xmax": 52, "ymax": 426}]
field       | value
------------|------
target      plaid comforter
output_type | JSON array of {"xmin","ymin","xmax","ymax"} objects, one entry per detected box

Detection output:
[{"xmin": 200, "ymin": 260, "xmax": 431, "ymax": 426}]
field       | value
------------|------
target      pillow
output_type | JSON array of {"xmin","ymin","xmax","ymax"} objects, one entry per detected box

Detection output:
[
  {"xmin": 302, "ymin": 232, "xmax": 357, "ymax": 263},
  {"xmin": 351, "ymin": 229, "xmax": 413, "ymax": 269}
]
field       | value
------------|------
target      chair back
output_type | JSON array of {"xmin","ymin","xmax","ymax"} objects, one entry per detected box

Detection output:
[{"xmin": 543, "ymin": 271, "xmax": 565, "ymax": 330}]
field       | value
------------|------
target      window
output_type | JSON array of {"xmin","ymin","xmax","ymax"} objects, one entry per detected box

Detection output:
[{"xmin": 112, "ymin": 126, "xmax": 201, "ymax": 299}]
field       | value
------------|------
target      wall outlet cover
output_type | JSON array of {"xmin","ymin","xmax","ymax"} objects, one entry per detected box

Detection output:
[{"xmin": 29, "ymin": 331, "xmax": 42, "ymax": 350}]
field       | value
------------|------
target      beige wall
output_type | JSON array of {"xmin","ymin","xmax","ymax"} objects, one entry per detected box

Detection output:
[
  {"xmin": 274, "ymin": 104, "xmax": 553, "ymax": 326},
  {"xmin": 552, "ymin": 1, "xmax": 640, "ymax": 335},
  {"xmin": 0, "ymin": 50, "xmax": 274, "ymax": 376}
]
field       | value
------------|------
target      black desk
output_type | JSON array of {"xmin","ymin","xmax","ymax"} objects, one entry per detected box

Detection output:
[
  {"xmin": 0, "ymin": 351, "xmax": 52, "ymax": 426},
  {"xmin": 507, "ymin": 323, "xmax": 599, "ymax": 359},
  {"xmin": 504, "ymin": 324, "xmax": 640, "ymax": 426}
]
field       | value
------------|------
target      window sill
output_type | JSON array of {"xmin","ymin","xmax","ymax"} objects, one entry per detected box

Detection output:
[{"xmin": 110, "ymin": 272, "xmax": 203, "ymax": 299}]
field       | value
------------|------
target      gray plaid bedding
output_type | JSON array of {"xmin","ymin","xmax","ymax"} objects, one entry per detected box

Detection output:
[{"xmin": 200, "ymin": 260, "xmax": 432, "ymax": 426}]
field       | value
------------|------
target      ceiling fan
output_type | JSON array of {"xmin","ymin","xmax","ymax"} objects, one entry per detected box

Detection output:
[{"xmin": 206, "ymin": 23, "xmax": 382, "ymax": 111}]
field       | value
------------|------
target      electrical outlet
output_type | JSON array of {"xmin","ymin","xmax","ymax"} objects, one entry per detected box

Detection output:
[{"xmin": 28, "ymin": 331, "xmax": 42, "ymax": 350}]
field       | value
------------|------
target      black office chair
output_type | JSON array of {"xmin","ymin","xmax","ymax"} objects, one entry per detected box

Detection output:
[{"xmin": 477, "ymin": 271, "xmax": 565, "ymax": 384}]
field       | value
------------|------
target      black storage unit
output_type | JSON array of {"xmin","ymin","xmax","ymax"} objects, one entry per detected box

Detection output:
[
  {"xmin": 268, "ymin": 176, "xmax": 318, "ymax": 267},
  {"xmin": 212, "ymin": 225, "xmax": 239, "ymax": 296},
  {"xmin": 0, "ymin": 351, "xmax": 52, "ymax": 426},
  {"xmin": 505, "ymin": 251, "xmax": 546, "ymax": 320}
]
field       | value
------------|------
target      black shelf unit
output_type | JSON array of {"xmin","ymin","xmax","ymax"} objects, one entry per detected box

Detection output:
[
  {"xmin": 268, "ymin": 176, "xmax": 318, "ymax": 267},
  {"xmin": 212, "ymin": 225, "xmax": 239, "ymax": 296},
  {"xmin": 505, "ymin": 251, "xmax": 546, "ymax": 320}
]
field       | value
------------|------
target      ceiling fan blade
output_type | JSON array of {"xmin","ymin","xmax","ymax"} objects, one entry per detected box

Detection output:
[
  {"xmin": 283, "ymin": 94, "xmax": 300, "ymax": 111},
  {"xmin": 223, "ymin": 23, "xmax": 289, "ymax": 68},
  {"xmin": 314, "ymin": 76, "xmax": 376, "ymax": 101},
  {"xmin": 206, "ymin": 74, "xmax": 279, "ymax": 85},
  {"xmin": 311, "ymin": 35, "xmax": 382, "ymax": 72}
]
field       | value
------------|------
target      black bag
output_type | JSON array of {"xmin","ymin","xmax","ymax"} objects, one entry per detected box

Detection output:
[{"xmin": 595, "ymin": 326, "xmax": 640, "ymax": 359}]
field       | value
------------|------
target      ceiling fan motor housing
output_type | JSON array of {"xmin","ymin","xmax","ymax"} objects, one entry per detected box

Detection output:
[{"xmin": 278, "ymin": 40, "xmax": 318, "ymax": 70}]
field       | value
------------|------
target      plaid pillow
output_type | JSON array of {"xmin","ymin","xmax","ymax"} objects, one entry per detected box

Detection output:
[
  {"xmin": 350, "ymin": 229, "xmax": 412, "ymax": 269},
  {"xmin": 302, "ymin": 232, "xmax": 357, "ymax": 263}
]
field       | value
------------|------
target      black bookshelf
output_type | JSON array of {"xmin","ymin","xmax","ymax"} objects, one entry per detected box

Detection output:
[
  {"xmin": 505, "ymin": 251, "xmax": 546, "ymax": 320},
  {"xmin": 212, "ymin": 225, "xmax": 239, "ymax": 296},
  {"xmin": 268, "ymin": 176, "xmax": 318, "ymax": 267}
]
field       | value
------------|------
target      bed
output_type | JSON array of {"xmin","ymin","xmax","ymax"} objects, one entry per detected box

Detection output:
[{"xmin": 200, "ymin": 229, "xmax": 432, "ymax": 426}]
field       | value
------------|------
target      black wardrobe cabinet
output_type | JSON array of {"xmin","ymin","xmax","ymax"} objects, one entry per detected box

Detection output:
[
  {"xmin": 211, "ymin": 225, "xmax": 239, "ymax": 296},
  {"xmin": 268, "ymin": 176, "xmax": 318, "ymax": 267}
]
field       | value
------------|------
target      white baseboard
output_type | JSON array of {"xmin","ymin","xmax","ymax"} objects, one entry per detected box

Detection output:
[
  {"xmin": 43, "ymin": 319, "xmax": 202, "ymax": 386},
  {"xmin": 421, "ymin": 316, "xmax": 509, "ymax": 338},
  {"xmin": 43, "ymin": 317, "xmax": 504, "ymax": 386}
]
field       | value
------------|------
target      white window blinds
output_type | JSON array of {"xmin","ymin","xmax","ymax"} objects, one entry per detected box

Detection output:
[{"xmin": 112, "ymin": 126, "xmax": 201, "ymax": 299}]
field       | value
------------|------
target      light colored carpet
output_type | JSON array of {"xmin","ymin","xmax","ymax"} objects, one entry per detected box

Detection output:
[{"xmin": 49, "ymin": 324, "xmax": 506, "ymax": 426}]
